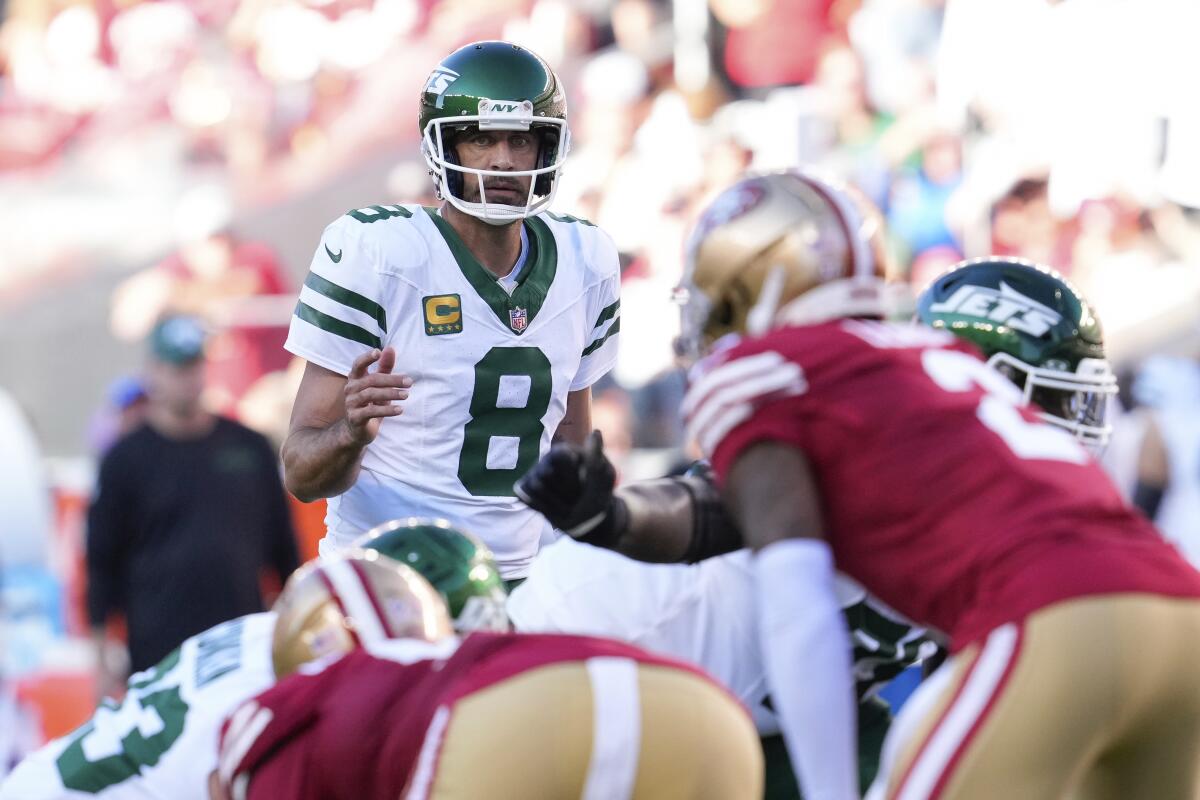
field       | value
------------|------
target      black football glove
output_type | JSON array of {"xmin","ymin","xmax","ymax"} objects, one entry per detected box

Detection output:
[{"xmin": 514, "ymin": 430, "xmax": 622, "ymax": 542}]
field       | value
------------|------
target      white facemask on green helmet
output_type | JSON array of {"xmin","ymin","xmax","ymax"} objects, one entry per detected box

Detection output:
[{"xmin": 418, "ymin": 41, "xmax": 571, "ymax": 225}]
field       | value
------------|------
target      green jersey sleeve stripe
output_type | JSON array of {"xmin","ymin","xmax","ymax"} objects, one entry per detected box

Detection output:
[
  {"xmin": 304, "ymin": 272, "xmax": 387, "ymax": 332},
  {"xmin": 295, "ymin": 302, "xmax": 382, "ymax": 349},
  {"xmin": 581, "ymin": 318, "xmax": 620, "ymax": 357},
  {"xmin": 592, "ymin": 299, "xmax": 620, "ymax": 329}
]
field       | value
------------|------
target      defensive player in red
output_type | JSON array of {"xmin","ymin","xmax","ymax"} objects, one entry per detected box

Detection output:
[
  {"xmin": 212, "ymin": 550, "xmax": 763, "ymax": 800},
  {"xmin": 518, "ymin": 170, "xmax": 1200, "ymax": 800}
]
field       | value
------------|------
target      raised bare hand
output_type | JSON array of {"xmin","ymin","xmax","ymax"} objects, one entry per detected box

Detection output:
[{"xmin": 343, "ymin": 347, "xmax": 411, "ymax": 445}]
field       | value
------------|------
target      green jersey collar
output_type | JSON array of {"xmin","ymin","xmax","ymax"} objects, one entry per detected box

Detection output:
[{"xmin": 424, "ymin": 207, "xmax": 557, "ymax": 334}]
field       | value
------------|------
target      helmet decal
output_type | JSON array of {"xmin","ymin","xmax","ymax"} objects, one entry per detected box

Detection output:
[
  {"xmin": 917, "ymin": 257, "xmax": 1117, "ymax": 449},
  {"xmin": 689, "ymin": 182, "xmax": 767, "ymax": 254},
  {"xmin": 928, "ymin": 280, "xmax": 1065, "ymax": 337},
  {"xmin": 425, "ymin": 65, "xmax": 460, "ymax": 109}
]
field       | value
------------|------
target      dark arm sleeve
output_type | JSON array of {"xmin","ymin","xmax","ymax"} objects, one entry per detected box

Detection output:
[
  {"xmin": 1133, "ymin": 481, "xmax": 1165, "ymax": 521},
  {"xmin": 86, "ymin": 450, "xmax": 129, "ymax": 627},
  {"xmin": 257, "ymin": 436, "xmax": 300, "ymax": 580},
  {"xmin": 593, "ymin": 472, "xmax": 744, "ymax": 564}
]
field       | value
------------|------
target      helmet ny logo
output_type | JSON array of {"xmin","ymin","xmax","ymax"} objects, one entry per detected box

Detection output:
[
  {"xmin": 929, "ymin": 282, "xmax": 1063, "ymax": 336},
  {"xmin": 477, "ymin": 99, "xmax": 534, "ymax": 129}
]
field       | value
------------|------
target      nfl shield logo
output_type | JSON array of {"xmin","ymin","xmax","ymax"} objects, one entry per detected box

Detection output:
[{"xmin": 509, "ymin": 306, "xmax": 528, "ymax": 333}]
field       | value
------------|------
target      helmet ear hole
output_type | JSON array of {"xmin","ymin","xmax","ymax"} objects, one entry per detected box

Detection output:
[
  {"xmin": 711, "ymin": 299, "xmax": 735, "ymax": 330},
  {"xmin": 533, "ymin": 127, "xmax": 559, "ymax": 196},
  {"xmin": 442, "ymin": 135, "xmax": 465, "ymax": 200}
]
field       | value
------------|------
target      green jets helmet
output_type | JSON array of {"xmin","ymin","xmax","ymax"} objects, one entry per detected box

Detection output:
[
  {"xmin": 354, "ymin": 518, "xmax": 510, "ymax": 632},
  {"xmin": 419, "ymin": 40, "xmax": 569, "ymax": 224},
  {"xmin": 916, "ymin": 257, "xmax": 1117, "ymax": 448}
]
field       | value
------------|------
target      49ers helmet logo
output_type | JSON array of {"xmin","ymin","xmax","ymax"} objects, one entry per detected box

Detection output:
[{"xmin": 687, "ymin": 182, "xmax": 767, "ymax": 258}]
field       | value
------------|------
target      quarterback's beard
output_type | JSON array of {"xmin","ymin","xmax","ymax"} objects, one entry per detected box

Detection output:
[{"xmin": 461, "ymin": 177, "xmax": 531, "ymax": 206}]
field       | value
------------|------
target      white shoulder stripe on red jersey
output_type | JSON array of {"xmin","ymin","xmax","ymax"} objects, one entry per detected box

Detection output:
[
  {"xmin": 684, "ymin": 351, "xmax": 806, "ymax": 458},
  {"xmin": 218, "ymin": 701, "xmax": 274, "ymax": 788},
  {"xmin": 691, "ymin": 403, "xmax": 755, "ymax": 461},
  {"xmin": 683, "ymin": 351, "xmax": 795, "ymax": 418}
]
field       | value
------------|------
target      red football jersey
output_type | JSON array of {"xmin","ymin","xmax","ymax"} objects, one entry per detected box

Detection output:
[
  {"xmin": 685, "ymin": 319, "xmax": 1200, "ymax": 649},
  {"xmin": 217, "ymin": 632, "xmax": 718, "ymax": 800}
]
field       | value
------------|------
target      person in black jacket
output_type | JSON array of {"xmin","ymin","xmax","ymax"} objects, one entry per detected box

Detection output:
[{"xmin": 87, "ymin": 315, "xmax": 299, "ymax": 697}]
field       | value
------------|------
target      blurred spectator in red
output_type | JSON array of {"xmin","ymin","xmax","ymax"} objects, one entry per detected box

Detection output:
[
  {"xmin": 110, "ymin": 184, "xmax": 293, "ymax": 410},
  {"xmin": 712, "ymin": 0, "xmax": 847, "ymax": 92},
  {"xmin": 907, "ymin": 243, "xmax": 962, "ymax": 293},
  {"xmin": 87, "ymin": 316, "xmax": 299, "ymax": 696},
  {"xmin": 988, "ymin": 175, "xmax": 1072, "ymax": 271},
  {"xmin": 1068, "ymin": 195, "xmax": 1173, "ymax": 294}
]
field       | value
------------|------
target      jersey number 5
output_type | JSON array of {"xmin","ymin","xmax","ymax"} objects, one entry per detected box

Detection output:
[
  {"xmin": 922, "ymin": 348, "xmax": 1088, "ymax": 464},
  {"xmin": 459, "ymin": 346, "xmax": 553, "ymax": 496}
]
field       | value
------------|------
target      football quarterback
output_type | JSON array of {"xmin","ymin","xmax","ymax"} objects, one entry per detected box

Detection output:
[
  {"xmin": 280, "ymin": 40, "xmax": 620, "ymax": 579},
  {"xmin": 419, "ymin": 42, "xmax": 569, "ymax": 222},
  {"xmin": 518, "ymin": 170, "xmax": 1200, "ymax": 800}
]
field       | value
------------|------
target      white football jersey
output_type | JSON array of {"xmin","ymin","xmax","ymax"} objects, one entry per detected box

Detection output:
[
  {"xmin": 508, "ymin": 539, "xmax": 934, "ymax": 734},
  {"xmin": 0, "ymin": 614, "xmax": 275, "ymax": 800},
  {"xmin": 286, "ymin": 205, "xmax": 621, "ymax": 577}
]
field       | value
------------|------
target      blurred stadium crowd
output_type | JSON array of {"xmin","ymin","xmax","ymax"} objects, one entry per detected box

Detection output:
[{"xmin": 2, "ymin": 0, "xmax": 1200, "ymax": 768}]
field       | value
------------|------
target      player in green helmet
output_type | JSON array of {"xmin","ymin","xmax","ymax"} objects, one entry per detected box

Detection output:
[
  {"xmin": 517, "ymin": 179, "xmax": 1199, "ymax": 800},
  {"xmin": 280, "ymin": 38, "xmax": 620, "ymax": 581},
  {"xmin": 355, "ymin": 518, "xmax": 510, "ymax": 632},
  {"xmin": 915, "ymin": 257, "xmax": 1117, "ymax": 450},
  {"xmin": 419, "ymin": 40, "xmax": 570, "ymax": 223}
]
